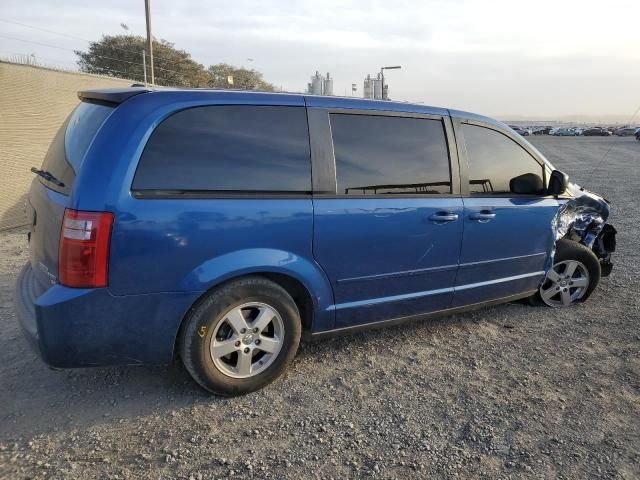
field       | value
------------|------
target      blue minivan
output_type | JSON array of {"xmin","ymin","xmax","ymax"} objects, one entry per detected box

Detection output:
[{"xmin": 15, "ymin": 88, "xmax": 615, "ymax": 395}]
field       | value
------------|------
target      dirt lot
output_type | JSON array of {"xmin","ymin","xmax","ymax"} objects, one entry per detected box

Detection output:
[{"xmin": 0, "ymin": 136, "xmax": 638, "ymax": 479}]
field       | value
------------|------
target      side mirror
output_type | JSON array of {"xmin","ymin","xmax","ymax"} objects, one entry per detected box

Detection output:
[
  {"xmin": 509, "ymin": 173, "xmax": 544, "ymax": 194},
  {"xmin": 548, "ymin": 170, "xmax": 569, "ymax": 195}
]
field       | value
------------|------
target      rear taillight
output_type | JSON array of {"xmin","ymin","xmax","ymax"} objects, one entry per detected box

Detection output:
[{"xmin": 59, "ymin": 209, "xmax": 114, "ymax": 288}]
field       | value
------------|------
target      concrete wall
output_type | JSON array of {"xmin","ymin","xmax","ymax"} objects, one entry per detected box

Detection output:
[{"xmin": 0, "ymin": 61, "xmax": 132, "ymax": 230}]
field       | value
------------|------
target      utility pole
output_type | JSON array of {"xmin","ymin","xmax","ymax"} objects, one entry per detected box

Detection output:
[
  {"xmin": 142, "ymin": 50, "xmax": 147, "ymax": 86},
  {"xmin": 144, "ymin": 0, "xmax": 154, "ymax": 85}
]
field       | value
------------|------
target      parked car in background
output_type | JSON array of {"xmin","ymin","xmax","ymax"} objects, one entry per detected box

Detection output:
[
  {"xmin": 555, "ymin": 128, "xmax": 576, "ymax": 136},
  {"xmin": 534, "ymin": 126, "xmax": 554, "ymax": 135},
  {"xmin": 583, "ymin": 127, "xmax": 613, "ymax": 136},
  {"xmin": 573, "ymin": 128, "xmax": 584, "ymax": 136},
  {"xmin": 15, "ymin": 88, "xmax": 617, "ymax": 395},
  {"xmin": 509, "ymin": 125, "xmax": 529, "ymax": 136},
  {"xmin": 615, "ymin": 127, "xmax": 637, "ymax": 136},
  {"xmin": 635, "ymin": 128, "xmax": 640, "ymax": 141}
]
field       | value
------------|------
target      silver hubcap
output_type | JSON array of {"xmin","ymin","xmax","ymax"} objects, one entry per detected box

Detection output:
[
  {"xmin": 210, "ymin": 302, "xmax": 284, "ymax": 378},
  {"xmin": 540, "ymin": 260, "xmax": 590, "ymax": 307}
]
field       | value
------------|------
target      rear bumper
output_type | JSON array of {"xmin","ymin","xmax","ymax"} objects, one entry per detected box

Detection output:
[
  {"xmin": 14, "ymin": 264, "xmax": 42, "ymax": 356},
  {"xmin": 14, "ymin": 263, "xmax": 200, "ymax": 368}
]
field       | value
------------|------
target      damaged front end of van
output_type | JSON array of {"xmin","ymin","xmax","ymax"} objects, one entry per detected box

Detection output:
[{"xmin": 553, "ymin": 183, "xmax": 617, "ymax": 276}]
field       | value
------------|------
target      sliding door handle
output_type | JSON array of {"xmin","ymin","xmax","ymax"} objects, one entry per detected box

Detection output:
[
  {"xmin": 429, "ymin": 212, "xmax": 459, "ymax": 223},
  {"xmin": 469, "ymin": 211, "xmax": 496, "ymax": 222}
]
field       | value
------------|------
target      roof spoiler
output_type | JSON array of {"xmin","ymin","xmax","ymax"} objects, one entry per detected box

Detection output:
[{"xmin": 78, "ymin": 87, "xmax": 152, "ymax": 105}]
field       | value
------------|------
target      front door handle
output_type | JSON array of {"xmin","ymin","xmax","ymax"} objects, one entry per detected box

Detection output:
[
  {"xmin": 469, "ymin": 211, "xmax": 496, "ymax": 222},
  {"xmin": 429, "ymin": 212, "xmax": 459, "ymax": 223}
]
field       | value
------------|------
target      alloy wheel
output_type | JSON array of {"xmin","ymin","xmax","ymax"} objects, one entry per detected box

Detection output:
[
  {"xmin": 539, "ymin": 260, "xmax": 590, "ymax": 307},
  {"xmin": 210, "ymin": 302, "xmax": 285, "ymax": 378}
]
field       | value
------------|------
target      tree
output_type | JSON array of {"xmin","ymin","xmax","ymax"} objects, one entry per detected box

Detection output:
[
  {"xmin": 75, "ymin": 35, "xmax": 277, "ymax": 92},
  {"xmin": 208, "ymin": 63, "xmax": 276, "ymax": 91},
  {"xmin": 75, "ymin": 34, "xmax": 209, "ymax": 87}
]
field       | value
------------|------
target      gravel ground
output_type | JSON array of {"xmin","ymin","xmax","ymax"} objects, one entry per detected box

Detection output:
[{"xmin": 0, "ymin": 136, "xmax": 638, "ymax": 480}]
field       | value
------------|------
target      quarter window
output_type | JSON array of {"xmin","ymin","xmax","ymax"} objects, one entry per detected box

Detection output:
[
  {"xmin": 462, "ymin": 124, "xmax": 544, "ymax": 194},
  {"xmin": 330, "ymin": 114, "xmax": 451, "ymax": 195},
  {"xmin": 133, "ymin": 106, "xmax": 311, "ymax": 192}
]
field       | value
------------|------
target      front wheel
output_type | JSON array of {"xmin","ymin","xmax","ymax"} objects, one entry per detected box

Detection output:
[
  {"xmin": 537, "ymin": 239, "xmax": 601, "ymax": 307},
  {"xmin": 179, "ymin": 277, "xmax": 301, "ymax": 395}
]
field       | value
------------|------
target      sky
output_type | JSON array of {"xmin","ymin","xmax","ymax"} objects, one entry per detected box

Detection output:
[{"xmin": 1, "ymin": 0, "xmax": 638, "ymax": 120}]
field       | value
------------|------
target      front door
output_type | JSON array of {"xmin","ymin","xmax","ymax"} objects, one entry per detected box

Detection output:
[
  {"xmin": 453, "ymin": 121, "xmax": 558, "ymax": 306},
  {"xmin": 312, "ymin": 111, "xmax": 464, "ymax": 329}
]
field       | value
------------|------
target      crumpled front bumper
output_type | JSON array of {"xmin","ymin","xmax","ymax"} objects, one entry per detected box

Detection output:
[
  {"xmin": 591, "ymin": 224, "xmax": 616, "ymax": 276},
  {"xmin": 553, "ymin": 183, "xmax": 616, "ymax": 276}
]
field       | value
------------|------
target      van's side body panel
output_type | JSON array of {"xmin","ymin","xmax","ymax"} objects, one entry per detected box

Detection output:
[
  {"xmin": 454, "ymin": 197, "xmax": 557, "ymax": 305},
  {"xmin": 313, "ymin": 198, "xmax": 464, "ymax": 327},
  {"xmin": 108, "ymin": 196, "xmax": 334, "ymax": 332}
]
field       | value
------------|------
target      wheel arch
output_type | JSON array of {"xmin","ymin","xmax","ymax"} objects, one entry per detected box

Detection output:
[
  {"xmin": 171, "ymin": 249, "xmax": 335, "ymax": 359},
  {"xmin": 537, "ymin": 238, "xmax": 601, "ymax": 307},
  {"xmin": 173, "ymin": 271, "xmax": 320, "ymax": 361}
]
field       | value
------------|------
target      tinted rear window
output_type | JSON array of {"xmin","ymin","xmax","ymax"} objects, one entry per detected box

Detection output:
[
  {"xmin": 40, "ymin": 102, "xmax": 114, "ymax": 195},
  {"xmin": 330, "ymin": 114, "xmax": 451, "ymax": 195},
  {"xmin": 132, "ymin": 106, "xmax": 311, "ymax": 192}
]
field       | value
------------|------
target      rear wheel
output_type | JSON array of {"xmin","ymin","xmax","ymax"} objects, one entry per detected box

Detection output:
[
  {"xmin": 537, "ymin": 239, "xmax": 601, "ymax": 307},
  {"xmin": 179, "ymin": 277, "xmax": 301, "ymax": 395}
]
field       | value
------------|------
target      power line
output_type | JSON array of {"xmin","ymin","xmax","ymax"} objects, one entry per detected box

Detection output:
[
  {"xmin": 0, "ymin": 34, "xmax": 193, "ymax": 78},
  {"xmin": 0, "ymin": 50, "xmax": 173, "ymax": 84},
  {"xmin": 0, "ymin": 34, "xmax": 72, "ymax": 52},
  {"xmin": 0, "ymin": 20, "xmax": 226, "ymax": 87},
  {"xmin": 0, "ymin": 18, "xmax": 96, "ymax": 44},
  {"xmin": 0, "ymin": 18, "xmax": 150, "ymax": 60},
  {"xmin": 0, "ymin": 18, "xmax": 202, "ymax": 70}
]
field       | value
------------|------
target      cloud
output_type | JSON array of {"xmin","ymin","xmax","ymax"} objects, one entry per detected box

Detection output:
[{"xmin": 1, "ymin": 0, "xmax": 638, "ymax": 117}]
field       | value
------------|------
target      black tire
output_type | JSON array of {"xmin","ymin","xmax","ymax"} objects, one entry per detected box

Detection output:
[
  {"xmin": 530, "ymin": 239, "xmax": 601, "ymax": 306},
  {"xmin": 179, "ymin": 276, "xmax": 301, "ymax": 396}
]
